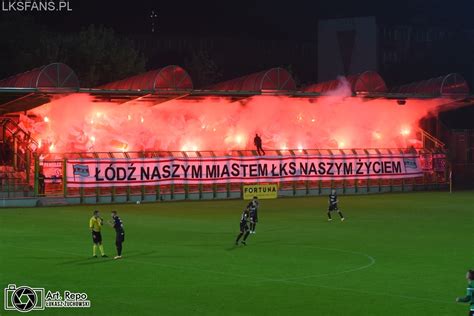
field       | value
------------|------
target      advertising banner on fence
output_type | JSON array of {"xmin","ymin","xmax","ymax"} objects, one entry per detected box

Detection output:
[
  {"xmin": 42, "ymin": 161, "xmax": 63, "ymax": 184},
  {"xmin": 64, "ymin": 154, "xmax": 424, "ymax": 188},
  {"xmin": 243, "ymin": 184, "xmax": 278, "ymax": 200}
]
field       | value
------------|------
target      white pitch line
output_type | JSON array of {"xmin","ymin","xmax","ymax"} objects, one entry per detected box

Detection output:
[
  {"xmin": 1, "ymin": 244, "xmax": 454, "ymax": 305},
  {"xmin": 114, "ymin": 255, "xmax": 454, "ymax": 305},
  {"xmin": 274, "ymin": 245, "xmax": 376, "ymax": 281}
]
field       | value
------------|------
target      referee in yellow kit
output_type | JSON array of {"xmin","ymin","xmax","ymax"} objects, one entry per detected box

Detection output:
[{"xmin": 89, "ymin": 210, "xmax": 107, "ymax": 258}]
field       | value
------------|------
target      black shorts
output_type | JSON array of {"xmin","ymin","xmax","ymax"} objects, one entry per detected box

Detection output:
[
  {"xmin": 116, "ymin": 231, "xmax": 125, "ymax": 243},
  {"xmin": 328, "ymin": 204, "xmax": 339, "ymax": 212},
  {"xmin": 92, "ymin": 231, "xmax": 102, "ymax": 244},
  {"xmin": 250, "ymin": 212, "xmax": 258, "ymax": 223},
  {"xmin": 240, "ymin": 223, "xmax": 249, "ymax": 233}
]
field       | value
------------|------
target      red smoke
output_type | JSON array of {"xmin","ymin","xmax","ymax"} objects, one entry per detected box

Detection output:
[{"xmin": 17, "ymin": 92, "xmax": 452, "ymax": 157}]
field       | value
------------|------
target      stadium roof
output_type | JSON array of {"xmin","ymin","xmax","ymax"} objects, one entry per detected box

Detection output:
[
  {"xmin": 99, "ymin": 65, "xmax": 193, "ymax": 91},
  {"xmin": 302, "ymin": 71, "xmax": 388, "ymax": 95},
  {"xmin": 207, "ymin": 68, "xmax": 296, "ymax": 92},
  {"xmin": 0, "ymin": 63, "xmax": 472, "ymax": 115},
  {"xmin": 391, "ymin": 73, "xmax": 469, "ymax": 97},
  {"xmin": 0, "ymin": 63, "xmax": 79, "ymax": 114},
  {"xmin": 0, "ymin": 63, "xmax": 79, "ymax": 90},
  {"xmin": 90, "ymin": 65, "xmax": 194, "ymax": 105}
]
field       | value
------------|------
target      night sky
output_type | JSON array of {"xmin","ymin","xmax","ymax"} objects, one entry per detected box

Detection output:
[{"xmin": 10, "ymin": 0, "xmax": 474, "ymax": 39}]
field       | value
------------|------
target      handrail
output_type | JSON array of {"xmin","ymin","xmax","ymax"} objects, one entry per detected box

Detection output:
[
  {"xmin": 40, "ymin": 148, "xmax": 436, "ymax": 158},
  {"xmin": 420, "ymin": 128, "xmax": 445, "ymax": 149},
  {"xmin": 1, "ymin": 117, "xmax": 36, "ymax": 184},
  {"xmin": 1, "ymin": 117, "xmax": 39, "ymax": 149}
]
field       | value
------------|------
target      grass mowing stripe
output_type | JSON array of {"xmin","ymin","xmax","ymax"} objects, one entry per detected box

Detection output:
[
  {"xmin": 1, "ymin": 243, "xmax": 451, "ymax": 306},
  {"xmin": 1, "ymin": 191, "xmax": 471, "ymax": 315}
]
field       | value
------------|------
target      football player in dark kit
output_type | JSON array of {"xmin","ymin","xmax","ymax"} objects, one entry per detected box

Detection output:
[
  {"xmin": 327, "ymin": 189, "xmax": 345, "ymax": 221},
  {"xmin": 235, "ymin": 208, "xmax": 251, "ymax": 245},
  {"xmin": 248, "ymin": 196, "xmax": 259, "ymax": 234},
  {"xmin": 110, "ymin": 210, "xmax": 125, "ymax": 259}
]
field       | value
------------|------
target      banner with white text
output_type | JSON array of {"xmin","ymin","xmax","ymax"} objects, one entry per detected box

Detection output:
[{"xmin": 64, "ymin": 154, "xmax": 424, "ymax": 188}]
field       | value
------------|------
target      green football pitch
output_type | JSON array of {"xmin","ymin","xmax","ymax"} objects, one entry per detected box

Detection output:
[{"xmin": 0, "ymin": 191, "xmax": 473, "ymax": 315}]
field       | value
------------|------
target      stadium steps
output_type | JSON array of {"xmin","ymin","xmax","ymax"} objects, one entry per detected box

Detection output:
[
  {"xmin": 1, "ymin": 118, "xmax": 40, "ymax": 199},
  {"xmin": 1, "ymin": 117, "xmax": 39, "ymax": 153},
  {"xmin": 0, "ymin": 165, "xmax": 34, "ymax": 197}
]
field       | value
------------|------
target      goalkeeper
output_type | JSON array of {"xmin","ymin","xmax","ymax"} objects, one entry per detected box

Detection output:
[{"xmin": 456, "ymin": 269, "xmax": 474, "ymax": 315}]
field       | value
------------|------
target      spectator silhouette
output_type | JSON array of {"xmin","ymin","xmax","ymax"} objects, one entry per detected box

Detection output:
[
  {"xmin": 5, "ymin": 137, "xmax": 13, "ymax": 165},
  {"xmin": 38, "ymin": 169, "xmax": 46, "ymax": 196},
  {"xmin": 0, "ymin": 140, "xmax": 5, "ymax": 164},
  {"xmin": 254, "ymin": 134, "xmax": 265, "ymax": 156}
]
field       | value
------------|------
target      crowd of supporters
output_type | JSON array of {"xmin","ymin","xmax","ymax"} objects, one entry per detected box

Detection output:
[
  {"xmin": 0, "ymin": 134, "xmax": 32, "ymax": 167},
  {"xmin": 0, "ymin": 137, "xmax": 13, "ymax": 165}
]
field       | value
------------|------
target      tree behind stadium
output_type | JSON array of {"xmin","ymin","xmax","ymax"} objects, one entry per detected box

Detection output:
[{"xmin": 0, "ymin": 18, "xmax": 146, "ymax": 87}]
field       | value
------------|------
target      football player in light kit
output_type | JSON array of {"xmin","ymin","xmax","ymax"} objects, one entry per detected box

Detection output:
[{"xmin": 327, "ymin": 189, "xmax": 345, "ymax": 221}]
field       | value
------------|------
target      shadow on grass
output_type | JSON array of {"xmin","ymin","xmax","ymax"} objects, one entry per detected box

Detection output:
[
  {"xmin": 58, "ymin": 251, "xmax": 161, "ymax": 266},
  {"xmin": 57, "ymin": 257, "xmax": 94, "ymax": 265},
  {"xmin": 225, "ymin": 244, "xmax": 247, "ymax": 251},
  {"xmin": 75, "ymin": 257, "xmax": 115, "ymax": 265}
]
